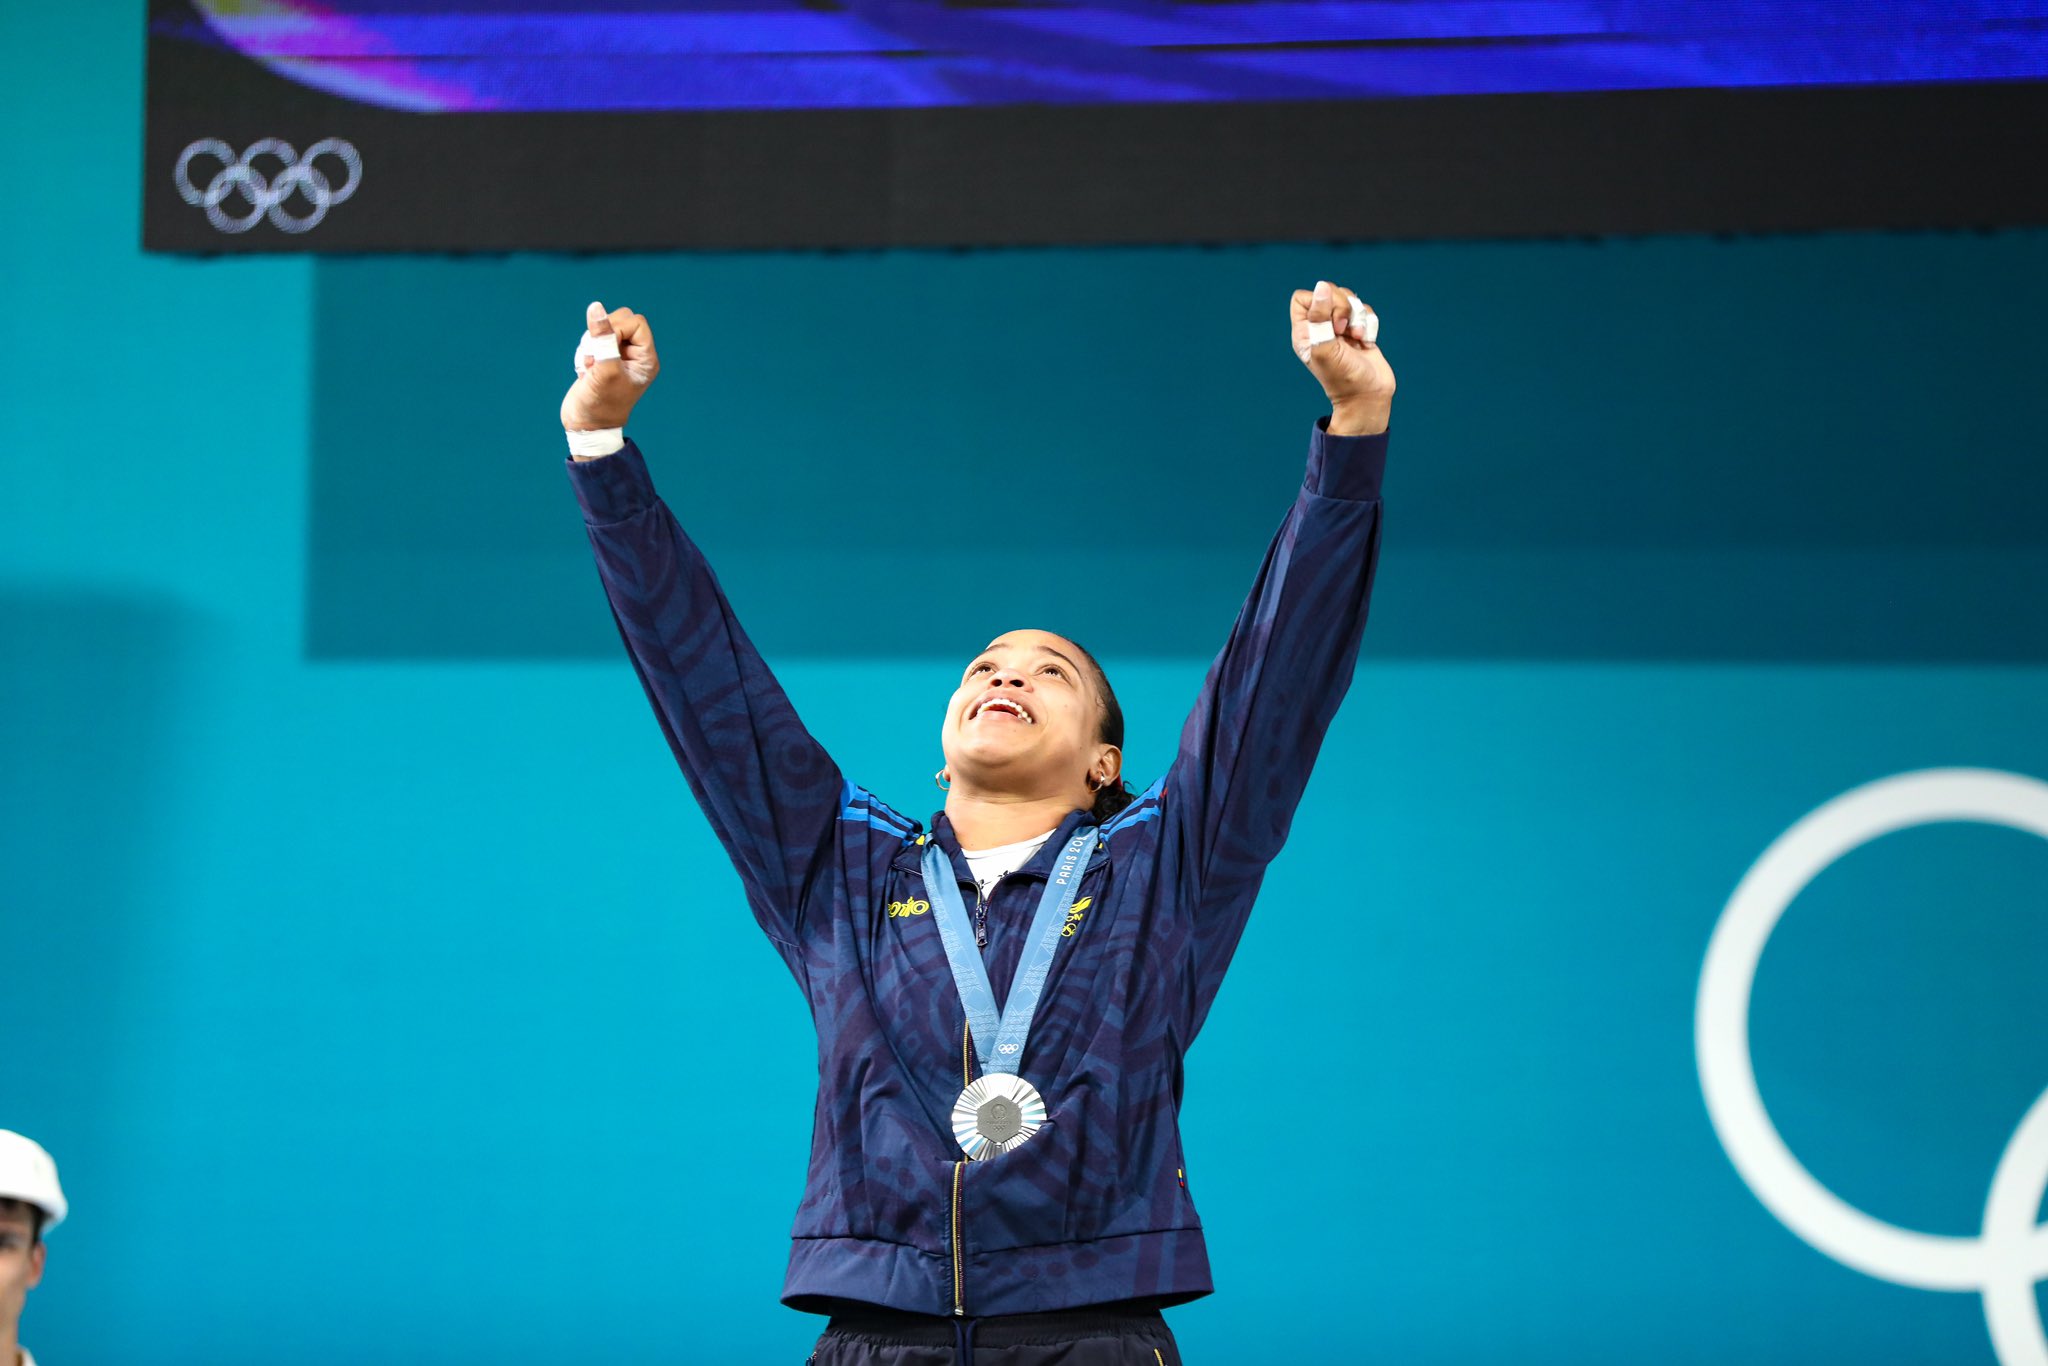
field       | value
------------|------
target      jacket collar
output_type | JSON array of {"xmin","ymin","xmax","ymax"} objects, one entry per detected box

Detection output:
[{"xmin": 891, "ymin": 807, "xmax": 1105, "ymax": 879}]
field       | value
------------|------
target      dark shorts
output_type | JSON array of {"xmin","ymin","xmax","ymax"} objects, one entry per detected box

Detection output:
[{"xmin": 809, "ymin": 1304, "xmax": 1181, "ymax": 1365}]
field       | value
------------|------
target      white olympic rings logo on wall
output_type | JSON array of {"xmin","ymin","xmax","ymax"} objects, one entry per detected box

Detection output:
[
  {"xmin": 1697, "ymin": 768, "xmax": 2048, "ymax": 1366},
  {"xmin": 173, "ymin": 138, "xmax": 362, "ymax": 234}
]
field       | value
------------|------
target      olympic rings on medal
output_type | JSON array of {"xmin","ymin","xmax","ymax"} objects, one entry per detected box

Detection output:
[{"xmin": 173, "ymin": 138, "xmax": 362, "ymax": 235}]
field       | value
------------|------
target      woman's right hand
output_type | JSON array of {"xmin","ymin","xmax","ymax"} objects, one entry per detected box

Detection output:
[{"xmin": 561, "ymin": 301, "xmax": 660, "ymax": 432}]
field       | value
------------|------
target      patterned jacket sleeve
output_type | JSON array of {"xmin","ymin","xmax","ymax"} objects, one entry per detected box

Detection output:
[
  {"xmin": 1160, "ymin": 420, "xmax": 1388, "ymax": 1032},
  {"xmin": 567, "ymin": 440, "xmax": 843, "ymax": 950}
]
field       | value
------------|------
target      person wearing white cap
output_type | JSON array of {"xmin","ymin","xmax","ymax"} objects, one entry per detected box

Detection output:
[{"xmin": 0, "ymin": 1131, "xmax": 65, "ymax": 1366}]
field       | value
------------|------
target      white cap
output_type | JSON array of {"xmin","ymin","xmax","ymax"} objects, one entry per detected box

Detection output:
[{"xmin": 0, "ymin": 1131, "xmax": 66, "ymax": 1234}]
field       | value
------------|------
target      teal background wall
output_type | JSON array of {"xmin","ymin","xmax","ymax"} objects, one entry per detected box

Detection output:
[{"xmin": 5, "ymin": 5, "xmax": 2048, "ymax": 1363}]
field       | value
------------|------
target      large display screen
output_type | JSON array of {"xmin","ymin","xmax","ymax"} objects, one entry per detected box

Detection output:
[{"xmin": 144, "ymin": 0, "xmax": 2048, "ymax": 250}]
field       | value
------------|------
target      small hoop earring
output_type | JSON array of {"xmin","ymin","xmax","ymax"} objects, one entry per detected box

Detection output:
[
  {"xmin": 935, "ymin": 769, "xmax": 952, "ymax": 791},
  {"xmin": 1086, "ymin": 774, "xmax": 1103, "ymax": 792}
]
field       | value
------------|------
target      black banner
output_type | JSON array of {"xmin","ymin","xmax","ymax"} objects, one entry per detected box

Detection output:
[{"xmin": 146, "ymin": 0, "xmax": 2048, "ymax": 254}]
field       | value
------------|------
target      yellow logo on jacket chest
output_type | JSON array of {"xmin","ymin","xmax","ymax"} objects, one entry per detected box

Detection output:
[
  {"xmin": 887, "ymin": 897, "xmax": 930, "ymax": 919},
  {"xmin": 1060, "ymin": 897, "xmax": 1093, "ymax": 937}
]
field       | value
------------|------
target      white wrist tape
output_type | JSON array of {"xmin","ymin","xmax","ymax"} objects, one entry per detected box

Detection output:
[
  {"xmin": 573, "ymin": 330, "xmax": 621, "ymax": 372},
  {"xmin": 566, "ymin": 427, "xmax": 625, "ymax": 459}
]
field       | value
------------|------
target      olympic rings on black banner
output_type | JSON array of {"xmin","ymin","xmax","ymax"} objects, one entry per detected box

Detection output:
[{"xmin": 173, "ymin": 138, "xmax": 362, "ymax": 234}]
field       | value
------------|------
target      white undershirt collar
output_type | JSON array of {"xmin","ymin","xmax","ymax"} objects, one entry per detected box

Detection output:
[{"xmin": 960, "ymin": 831, "xmax": 1055, "ymax": 899}]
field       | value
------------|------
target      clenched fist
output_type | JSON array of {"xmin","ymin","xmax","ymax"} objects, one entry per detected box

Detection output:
[
  {"xmin": 1291, "ymin": 281, "xmax": 1394, "ymax": 436},
  {"xmin": 561, "ymin": 300, "xmax": 660, "ymax": 433}
]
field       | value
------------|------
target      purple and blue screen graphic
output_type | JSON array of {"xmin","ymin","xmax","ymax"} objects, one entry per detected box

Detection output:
[{"xmin": 183, "ymin": 1, "xmax": 2048, "ymax": 113}]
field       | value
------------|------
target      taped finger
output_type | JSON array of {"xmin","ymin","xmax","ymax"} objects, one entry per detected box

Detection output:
[
  {"xmin": 1349, "ymin": 296, "xmax": 1380, "ymax": 344},
  {"xmin": 1294, "ymin": 317, "xmax": 1335, "ymax": 365},
  {"xmin": 572, "ymin": 329, "xmax": 622, "ymax": 375}
]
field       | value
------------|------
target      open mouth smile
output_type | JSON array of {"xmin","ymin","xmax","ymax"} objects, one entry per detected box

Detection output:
[{"xmin": 969, "ymin": 694, "xmax": 1035, "ymax": 724}]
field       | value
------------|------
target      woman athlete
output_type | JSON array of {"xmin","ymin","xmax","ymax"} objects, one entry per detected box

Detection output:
[{"xmin": 560, "ymin": 281, "xmax": 1393, "ymax": 1364}]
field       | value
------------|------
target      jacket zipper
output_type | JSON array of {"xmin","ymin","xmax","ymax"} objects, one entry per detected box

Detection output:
[
  {"xmin": 954, "ymin": 864, "xmax": 989, "ymax": 1314},
  {"xmin": 950, "ymin": 1158, "xmax": 967, "ymax": 1317},
  {"xmin": 952, "ymin": 1015, "xmax": 973, "ymax": 1316},
  {"xmin": 946, "ymin": 842, "xmax": 1106, "ymax": 1321}
]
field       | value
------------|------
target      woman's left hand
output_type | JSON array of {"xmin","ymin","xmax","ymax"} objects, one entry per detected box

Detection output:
[{"xmin": 1291, "ymin": 280, "xmax": 1394, "ymax": 435}]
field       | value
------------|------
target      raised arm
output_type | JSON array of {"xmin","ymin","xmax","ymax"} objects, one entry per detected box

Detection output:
[
  {"xmin": 562, "ymin": 303, "xmax": 843, "ymax": 952},
  {"xmin": 1155, "ymin": 281, "xmax": 1394, "ymax": 1028}
]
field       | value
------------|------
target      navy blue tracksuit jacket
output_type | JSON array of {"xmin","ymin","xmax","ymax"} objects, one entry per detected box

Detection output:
[{"xmin": 568, "ymin": 420, "xmax": 1388, "ymax": 1319}]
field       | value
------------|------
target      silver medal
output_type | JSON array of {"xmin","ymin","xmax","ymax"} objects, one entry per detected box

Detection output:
[{"xmin": 952, "ymin": 1074, "xmax": 1046, "ymax": 1160}]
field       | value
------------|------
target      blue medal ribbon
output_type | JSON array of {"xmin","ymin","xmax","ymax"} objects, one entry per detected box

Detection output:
[{"xmin": 921, "ymin": 826, "xmax": 1097, "ymax": 1075}]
